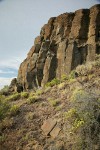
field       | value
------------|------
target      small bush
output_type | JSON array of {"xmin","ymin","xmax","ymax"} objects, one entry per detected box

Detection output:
[
  {"xmin": 27, "ymin": 96, "xmax": 39, "ymax": 104},
  {"xmin": 95, "ymin": 54, "xmax": 100, "ymax": 60},
  {"xmin": 0, "ymin": 118, "xmax": 13, "ymax": 130},
  {"xmin": 21, "ymin": 92, "xmax": 29, "ymax": 99},
  {"xmin": 0, "ymin": 85, "xmax": 9, "ymax": 96},
  {"xmin": 63, "ymin": 107, "xmax": 84, "ymax": 132},
  {"xmin": 0, "ymin": 94, "xmax": 5, "ymax": 100},
  {"xmin": 48, "ymin": 98, "xmax": 60, "ymax": 107},
  {"xmin": 92, "ymin": 60, "xmax": 100, "ymax": 67},
  {"xmin": 69, "ymin": 70, "xmax": 76, "ymax": 79},
  {"xmin": 0, "ymin": 134, "xmax": 6, "ymax": 143},
  {"xmin": 61, "ymin": 74, "xmax": 68, "ymax": 82},
  {"xmin": 64, "ymin": 108, "xmax": 77, "ymax": 120},
  {"xmin": 29, "ymin": 92, "xmax": 35, "ymax": 97},
  {"xmin": 5, "ymin": 93, "xmax": 21, "ymax": 101},
  {"xmin": 35, "ymin": 89, "xmax": 44, "ymax": 96},
  {"xmin": 56, "ymin": 105, "xmax": 63, "ymax": 111},
  {"xmin": 58, "ymin": 82, "xmax": 66, "ymax": 90},
  {"xmin": 9, "ymin": 105, "xmax": 20, "ymax": 116},
  {"xmin": 68, "ymin": 78, "xmax": 76, "ymax": 84},
  {"xmin": 44, "ymin": 87, "xmax": 51, "ymax": 93},
  {"xmin": 65, "ymin": 87, "xmax": 100, "ymax": 149},
  {"xmin": 76, "ymin": 63, "xmax": 93, "ymax": 76},
  {"xmin": 71, "ymin": 88, "xmax": 87, "ymax": 102},
  {"xmin": 0, "ymin": 99, "xmax": 10, "ymax": 120},
  {"xmin": 72, "ymin": 118, "xmax": 85, "ymax": 131},
  {"xmin": 25, "ymin": 112, "xmax": 36, "ymax": 120},
  {"xmin": 46, "ymin": 78, "xmax": 60, "ymax": 87},
  {"xmin": 75, "ymin": 54, "xmax": 100, "ymax": 77}
]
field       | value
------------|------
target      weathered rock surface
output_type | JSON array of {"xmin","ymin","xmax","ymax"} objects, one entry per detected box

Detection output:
[
  {"xmin": 50, "ymin": 126, "xmax": 61, "ymax": 138},
  {"xmin": 9, "ymin": 78, "xmax": 23, "ymax": 93},
  {"xmin": 14, "ymin": 4, "xmax": 100, "ymax": 91},
  {"xmin": 41, "ymin": 118, "xmax": 57, "ymax": 136}
]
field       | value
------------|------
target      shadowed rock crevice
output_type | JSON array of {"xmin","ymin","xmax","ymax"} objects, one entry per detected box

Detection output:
[{"xmin": 48, "ymin": 49, "xmax": 58, "ymax": 81}]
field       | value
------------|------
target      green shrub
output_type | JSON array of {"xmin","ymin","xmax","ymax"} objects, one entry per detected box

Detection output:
[
  {"xmin": 63, "ymin": 107, "xmax": 85, "ymax": 132},
  {"xmin": 35, "ymin": 89, "xmax": 44, "ymax": 96},
  {"xmin": 64, "ymin": 108, "xmax": 77, "ymax": 120},
  {"xmin": 61, "ymin": 74, "xmax": 68, "ymax": 82},
  {"xmin": 0, "ymin": 94, "xmax": 5, "ymax": 100},
  {"xmin": 27, "ymin": 96, "xmax": 39, "ymax": 104},
  {"xmin": 75, "ymin": 54, "xmax": 100, "ymax": 77},
  {"xmin": 0, "ymin": 134, "xmax": 6, "ymax": 143},
  {"xmin": 69, "ymin": 70, "xmax": 76, "ymax": 79},
  {"xmin": 5, "ymin": 93, "xmax": 21, "ymax": 101},
  {"xmin": 0, "ymin": 85, "xmax": 9, "ymax": 95},
  {"xmin": 55, "ymin": 105, "xmax": 63, "ymax": 111},
  {"xmin": 71, "ymin": 118, "xmax": 85, "ymax": 132},
  {"xmin": 0, "ymin": 117, "xmax": 13, "ymax": 131},
  {"xmin": 58, "ymin": 82, "xmax": 66, "ymax": 90},
  {"xmin": 76, "ymin": 63, "xmax": 93, "ymax": 76},
  {"xmin": 95, "ymin": 54, "xmax": 100, "ymax": 60},
  {"xmin": 46, "ymin": 78, "xmax": 60, "ymax": 87},
  {"xmin": 65, "ymin": 88, "xmax": 100, "ymax": 149},
  {"xmin": 0, "ymin": 98, "xmax": 10, "ymax": 120},
  {"xmin": 9, "ymin": 105, "xmax": 20, "ymax": 116},
  {"xmin": 48, "ymin": 98, "xmax": 60, "ymax": 107},
  {"xmin": 44, "ymin": 87, "xmax": 51, "ymax": 93},
  {"xmin": 71, "ymin": 88, "xmax": 87, "ymax": 102},
  {"xmin": 92, "ymin": 59, "xmax": 100, "ymax": 67},
  {"xmin": 21, "ymin": 92, "xmax": 29, "ymax": 99}
]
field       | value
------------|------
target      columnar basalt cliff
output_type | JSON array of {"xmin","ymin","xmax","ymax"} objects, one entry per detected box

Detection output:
[{"xmin": 11, "ymin": 4, "xmax": 100, "ymax": 91}]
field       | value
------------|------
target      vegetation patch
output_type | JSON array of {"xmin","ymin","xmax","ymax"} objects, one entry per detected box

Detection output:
[
  {"xmin": 93, "ymin": 54, "xmax": 100, "ymax": 67},
  {"xmin": 64, "ymin": 87, "xmax": 100, "ymax": 149},
  {"xmin": 58, "ymin": 82, "xmax": 66, "ymax": 90},
  {"xmin": 77, "ymin": 63, "xmax": 93, "ymax": 76},
  {"xmin": 35, "ymin": 89, "xmax": 44, "ymax": 96},
  {"xmin": 64, "ymin": 108, "xmax": 77, "ymax": 120},
  {"xmin": 0, "ymin": 134, "xmax": 6, "ymax": 143},
  {"xmin": 45, "ymin": 78, "xmax": 60, "ymax": 87},
  {"xmin": 0, "ymin": 97, "xmax": 10, "ymax": 120},
  {"xmin": 0, "ymin": 117, "xmax": 13, "ymax": 131},
  {"xmin": 0, "ymin": 85, "xmax": 9, "ymax": 96},
  {"xmin": 9, "ymin": 105, "xmax": 20, "ymax": 116},
  {"xmin": 5, "ymin": 93, "xmax": 21, "ymax": 101},
  {"xmin": 68, "ymin": 70, "xmax": 76, "ymax": 80},
  {"xmin": 27, "ymin": 96, "xmax": 39, "ymax": 104},
  {"xmin": 55, "ymin": 105, "xmax": 63, "ymax": 111},
  {"xmin": 71, "ymin": 88, "xmax": 87, "ymax": 102},
  {"xmin": 48, "ymin": 98, "xmax": 60, "ymax": 107},
  {"xmin": 61, "ymin": 74, "xmax": 68, "ymax": 82},
  {"xmin": 25, "ymin": 112, "xmax": 36, "ymax": 120},
  {"xmin": 21, "ymin": 92, "xmax": 29, "ymax": 99},
  {"xmin": 43, "ymin": 86, "xmax": 51, "ymax": 93}
]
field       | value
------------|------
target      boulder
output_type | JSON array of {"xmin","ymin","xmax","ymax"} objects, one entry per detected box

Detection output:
[
  {"xmin": 41, "ymin": 118, "xmax": 57, "ymax": 136},
  {"xmin": 9, "ymin": 78, "xmax": 23, "ymax": 93},
  {"xmin": 50, "ymin": 126, "xmax": 61, "ymax": 138}
]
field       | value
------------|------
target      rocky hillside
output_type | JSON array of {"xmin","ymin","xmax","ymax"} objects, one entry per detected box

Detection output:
[
  {"xmin": 9, "ymin": 4, "xmax": 100, "ymax": 92},
  {"xmin": 0, "ymin": 55, "xmax": 100, "ymax": 150}
]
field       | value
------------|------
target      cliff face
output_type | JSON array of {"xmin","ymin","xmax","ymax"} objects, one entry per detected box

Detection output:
[{"xmin": 17, "ymin": 4, "xmax": 100, "ymax": 91}]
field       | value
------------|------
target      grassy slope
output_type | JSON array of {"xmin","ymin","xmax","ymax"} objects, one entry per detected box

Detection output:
[{"xmin": 0, "ymin": 55, "xmax": 100, "ymax": 150}]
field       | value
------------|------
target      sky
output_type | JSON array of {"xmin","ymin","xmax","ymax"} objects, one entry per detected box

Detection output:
[{"xmin": 0, "ymin": 0, "xmax": 100, "ymax": 89}]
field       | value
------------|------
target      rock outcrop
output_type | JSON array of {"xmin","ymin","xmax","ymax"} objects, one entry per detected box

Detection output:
[
  {"xmin": 14, "ymin": 4, "xmax": 100, "ymax": 91},
  {"xmin": 9, "ymin": 78, "xmax": 23, "ymax": 93}
]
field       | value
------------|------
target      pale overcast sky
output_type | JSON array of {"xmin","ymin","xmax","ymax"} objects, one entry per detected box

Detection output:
[{"xmin": 0, "ymin": 0, "xmax": 99, "ymax": 88}]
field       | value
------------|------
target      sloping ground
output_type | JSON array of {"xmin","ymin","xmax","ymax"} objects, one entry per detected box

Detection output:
[{"xmin": 0, "ymin": 55, "xmax": 100, "ymax": 150}]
